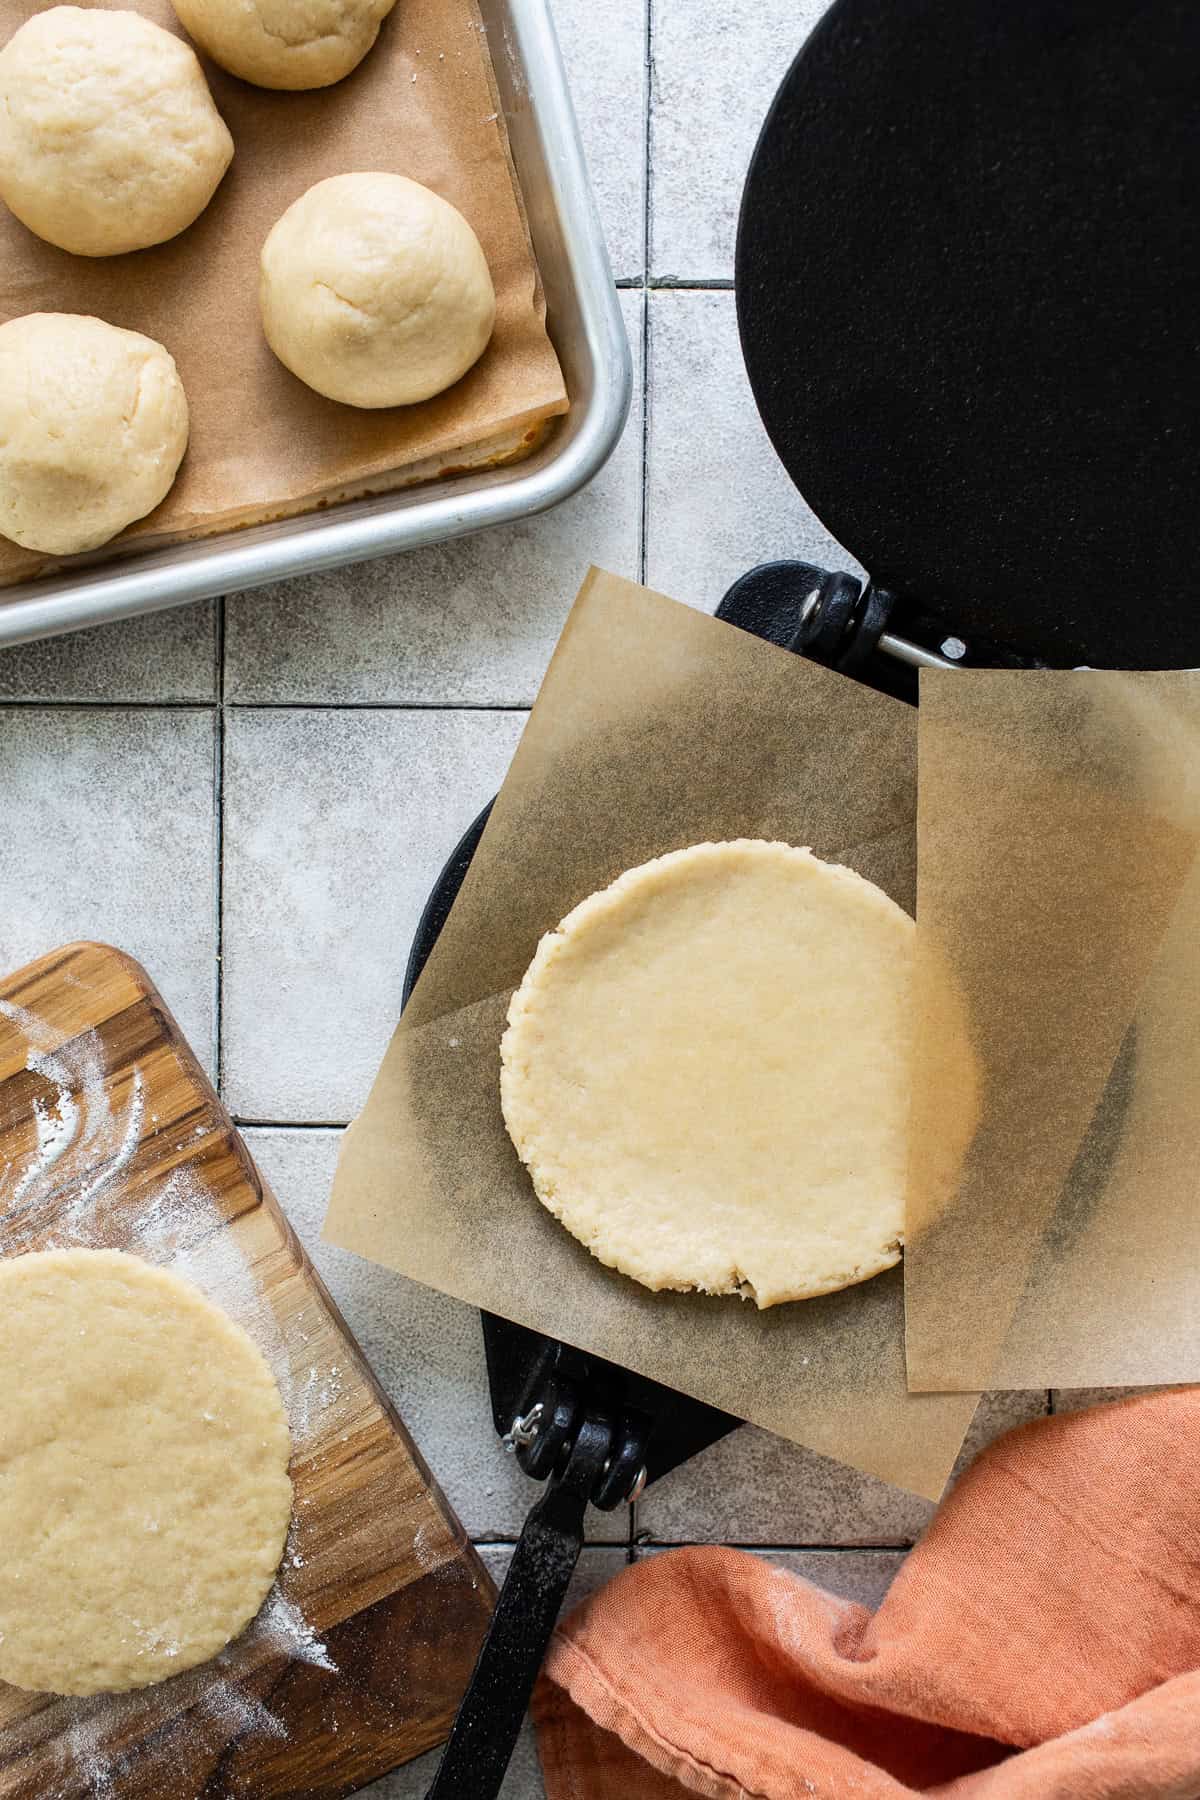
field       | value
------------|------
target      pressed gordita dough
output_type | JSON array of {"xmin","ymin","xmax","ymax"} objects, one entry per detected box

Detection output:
[
  {"xmin": 500, "ymin": 840, "xmax": 915, "ymax": 1309},
  {"xmin": 0, "ymin": 1248, "xmax": 293, "ymax": 1696},
  {"xmin": 0, "ymin": 7, "xmax": 233, "ymax": 257},
  {"xmin": 0, "ymin": 314, "xmax": 189, "ymax": 556}
]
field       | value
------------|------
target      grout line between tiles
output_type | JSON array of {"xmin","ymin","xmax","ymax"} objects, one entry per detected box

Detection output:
[
  {"xmin": 0, "ymin": 696, "xmax": 538, "ymax": 713},
  {"xmin": 214, "ymin": 595, "xmax": 225, "ymax": 702},
  {"xmin": 642, "ymin": 0, "xmax": 653, "ymax": 291},
  {"xmin": 470, "ymin": 1540, "xmax": 633, "ymax": 1553},
  {"xmin": 237, "ymin": 1118, "xmax": 350, "ymax": 1131},
  {"xmin": 467, "ymin": 1538, "xmax": 912, "ymax": 1553},
  {"xmin": 644, "ymin": 277, "xmax": 736, "ymax": 290},
  {"xmin": 223, "ymin": 699, "xmax": 533, "ymax": 713},
  {"xmin": 638, "ymin": 286, "xmax": 649, "ymax": 589},
  {"xmin": 213, "ymin": 598, "xmax": 226, "ymax": 1093},
  {"xmin": 0, "ymin": 698, "xmax": 218, "ymax": 710},
  {"xmin": 638, "ymin": 0, "xmax": 652, "ymax": 586},
  {"xmin": 632, "ymin": 1541, "xmax": 916, "ymax": 1554}
]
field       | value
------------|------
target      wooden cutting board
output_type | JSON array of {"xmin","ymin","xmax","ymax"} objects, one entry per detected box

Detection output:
[{"xmin": 0, "ymin": 942, "xmax": 492, "ymax": 1800}]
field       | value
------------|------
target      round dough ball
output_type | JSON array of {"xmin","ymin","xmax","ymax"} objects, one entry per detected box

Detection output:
[
  {"xmin": 0, "ymin": 7, "xmax": 233, "ymax": 257},
  {"xmin": 501, "ymin": 840, "xmax": 915, "ymax": 1310},
  {"xmin": 171, "ymin": 0, "xmax": 396, "ymax": 89},
  {"xmin": 0, "ymin": 314, "xmax": 189, "ymax": 556},
  {"xmin": 0, "ymin": 1248, "xmax": 293, "ymax": 1697},
  {"xmin": 259, "ymin": 173, "xmax": 496, "ymax": 408}
]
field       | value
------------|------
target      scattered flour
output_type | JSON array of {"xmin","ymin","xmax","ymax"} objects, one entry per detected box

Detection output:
[
  {"xmin": 34, "ymin": 1568, "xmax": 338, "ymax": 1799},
  {"xmin": 256, "ymin": 1590, "xmax": 338, "ymax": 1674},
  {"xmin": 413, "ymin": 1519, "xmax": 440, "ymax": 1571},
  {"xmin": 48, "ymin": 1641, "xmax": 295, "ymax": 1800},
  {"xmin": 73, "ymin": 1068, "xmax": 145, "ymax": 1213},
  {"xmin": 0, "ymin": 998, "xmax": 144, "ymax": 1238},
  {"xmin": 10, "ymin": 1076, "xmax": 79, "ymax": 1206},
  {"xmin": 298, "ymin": 1359, "xmax": 345, "ymax": 1419}
]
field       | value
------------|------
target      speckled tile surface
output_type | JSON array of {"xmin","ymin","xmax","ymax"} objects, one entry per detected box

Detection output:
[
  {"xmin": 639, "ymin": 1545, "xmax": 906, "ymax": 1612},
  {"xmin": 650, "ymin": 0, "xmax": 831, "ymax": 279},
  {"xmin": 0, "ymin": 707, "xmax": 218, "ymax": 1065},
  {"xmin": 0, "ymin": 602, "xmax": 218, "ymax": 703},
  {"xmin": 1053, "ymin": 1388, "xmax": 1158, "ymax": 1414},
  {"xmin": 221, "ymin": 706, "xmax": 526, "ymax": 1121},
  {"xmin": 645, "ymin": 288, "xmax": 862, "ymax": 609},
  {"xmin": 0, "ymin": 4, "xmax": 1101, "ymax": 1797},
  {"xmin": 635, "ymin": 1391, "xmax": 1048, "ymax": 1548},
  {"xmin": 554, "ymin": 0, "xmax": 647, "ymax": 283}
]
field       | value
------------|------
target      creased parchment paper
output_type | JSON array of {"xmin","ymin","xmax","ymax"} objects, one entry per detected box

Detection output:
[
  {"xmin": 907, "ymin": 670, "xmax": 1200, "ymax": 1392},
  {"xmin": 326, "ymin": 569, "xmax": 979, "ymax": 1502},
  {"xmin": 0, "ymin": 0, "xmax": 567, "ymax": 587}
]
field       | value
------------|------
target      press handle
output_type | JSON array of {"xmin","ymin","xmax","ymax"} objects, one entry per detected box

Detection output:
[{"xmin": 425, "ymin": 1415, "xmax": 613, "ymax": 1800}]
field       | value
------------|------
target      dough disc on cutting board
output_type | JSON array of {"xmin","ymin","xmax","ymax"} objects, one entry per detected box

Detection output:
[
  {"xmin": 0, "ymin": 1248, "xmax": 293, "ymax": 1696},
  {"xmin": 501, "ymin": 840, "xmax": 915, "ymax": 1309}
]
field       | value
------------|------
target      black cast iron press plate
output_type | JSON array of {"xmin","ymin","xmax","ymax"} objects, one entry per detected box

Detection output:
[{"xmin": 737, "ymin": 0, "xmax": 1200, "ymax": 669}]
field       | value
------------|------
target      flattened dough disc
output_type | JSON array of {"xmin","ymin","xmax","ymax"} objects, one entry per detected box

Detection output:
[
  {"xmin": 0, "ymin": 1248, "xmax": 293, "ymax": 1696},
  {"xmin": 501, "ymin": 840, "xmax": 914, "ymax": 1309}
]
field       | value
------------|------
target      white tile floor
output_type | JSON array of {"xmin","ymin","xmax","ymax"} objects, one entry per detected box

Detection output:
[{"xmin": 0, "ymin": 3, "xmax": 1086, "ymax": 1795}]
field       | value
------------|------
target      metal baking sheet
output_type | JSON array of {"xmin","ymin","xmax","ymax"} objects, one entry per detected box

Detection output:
[{"xmin": 0, "ymin": 0, "xmax": 631, "ymax": 647}]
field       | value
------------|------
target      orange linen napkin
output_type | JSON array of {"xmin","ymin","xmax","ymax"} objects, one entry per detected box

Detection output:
[{"xmin": 534, "ymin": 1392, "xmax": 1200, "ymax": 1799}]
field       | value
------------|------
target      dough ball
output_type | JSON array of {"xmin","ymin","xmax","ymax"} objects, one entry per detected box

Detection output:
[
  {"xmin": 0, "ymin": 1248, "xmax": 293, "ymax": 1696},
  {"xmin": 171, "ymin": 0, "xmax": 397, "ymax": 89},
  {"xmin": 0, "ymin": 6, "xmax": 233, "ymax": 257},
  {"xmin": 501, "ymin": 840, "xmax": 916, "ymax": 1310},
  {"xmin": 259, "ymin": 172, "xmax": 496, "ymax": 408},
  {"xmin": 0, "ymin": 313, "xmax": 189, "ymax": 556}
]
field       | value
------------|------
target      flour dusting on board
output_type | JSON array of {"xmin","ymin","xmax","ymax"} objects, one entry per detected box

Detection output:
[
  {"xmin": 127, "ymin": 1161, "xmax": 291, "ymax": 1395},
  {"xmin": 123, "ymin": 1161, "xmax": 342, "ymax": 1449},
  {"xmin": 0, "ymin": 997, "xmax": 144, "ymax": 1235},
  {"xmin": 74, "ymin": 1067, "xmax": 145, "ymax": 1212},
  {"xmin": 10, "ymin": 1074, "xmax": 78, "ymax": 1205},
  {"xmin": 39, "ymin": 1578, "xmax": 340, "ymax": 1800},
  {"xmin": 258, "ymin": 1590, "xmax": 338, "ymax": 1673},
  {"xmin": 200, "ymin": 1686, "xmax": 289, "ymax": 1742},
  {"xmin": 49, "ymin": 1651, "xmax": 293, "ymax": 1800}
]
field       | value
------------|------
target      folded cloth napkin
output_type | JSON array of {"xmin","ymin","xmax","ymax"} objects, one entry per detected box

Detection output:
[{"xmin": 534, "ymin": 1392, "xmax": 1200, "ymax": 1799}]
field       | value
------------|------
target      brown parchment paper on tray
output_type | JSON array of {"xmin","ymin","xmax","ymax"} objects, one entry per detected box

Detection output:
[
  {"xmin": 906, "ymin": 670, "xmax": 1200, "ymax": 1393},
  {"xmin": 0, "ymin": 0, "xmax": 567, "ymax": 588},
  {"xmin": 325, "ymin": 568, "xmax": 979, "ymax": 1503}
]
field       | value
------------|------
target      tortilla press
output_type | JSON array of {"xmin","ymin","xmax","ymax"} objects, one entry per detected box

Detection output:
[
  {"xmin": 728, "ymin": 0, "xmax": 1199, "ymax": 699},
  {"xmin": 422, "ymin": 3, "xmax": 1198, "ymax": 1793}
]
